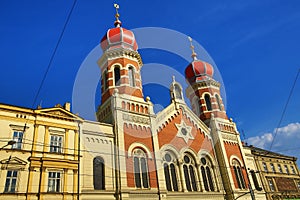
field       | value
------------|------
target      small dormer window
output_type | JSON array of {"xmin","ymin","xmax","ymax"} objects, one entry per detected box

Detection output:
[
  {"xmin": 204, "ymin": 94, "xmax": 212, "ymax": 111},
  {"xmin": 114, "ymin": 66, "xmax": 121, "ymax": 86}
]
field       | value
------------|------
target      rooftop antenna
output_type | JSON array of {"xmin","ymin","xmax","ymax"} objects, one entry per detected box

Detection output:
[{"xmin": 188, "ymin": 36, "xmax": 198, "ymax": 61}]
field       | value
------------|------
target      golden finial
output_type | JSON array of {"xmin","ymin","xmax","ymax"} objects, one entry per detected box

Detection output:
[
  {"xmin": 188, "ymin": 36, "xmax": 197, "ymax": 61},
  {"xmin": 114, "ymin": 3, "xmax": 122, "ymax": 27}
]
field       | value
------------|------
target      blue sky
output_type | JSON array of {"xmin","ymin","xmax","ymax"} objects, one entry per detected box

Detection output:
[{"xmin": 1, "ymin": 1, "xmax": 300, "ymax": 158}]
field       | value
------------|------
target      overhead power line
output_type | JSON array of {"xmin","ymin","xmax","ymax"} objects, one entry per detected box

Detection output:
[
  {"xmin": 269, "ymin": 68, "xmax": 300, "ymax": 151},
  {"xmin": 31, "ymin": 0, "xmax": 77, "ymax": 109}
]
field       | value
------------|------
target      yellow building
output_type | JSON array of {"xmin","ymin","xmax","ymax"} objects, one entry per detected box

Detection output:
[
  {"xmin": 244, "ymin": 145, "xmax": 300, "ymax": 200},
  {"xmin": 0, "ymin": 103, "xmax": 82, "ymax": 200}
]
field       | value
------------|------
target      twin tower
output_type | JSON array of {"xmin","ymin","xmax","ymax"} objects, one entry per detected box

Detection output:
[{"xmin": 95, "ymin": 7, "xmax": 254, "ymax": 200}]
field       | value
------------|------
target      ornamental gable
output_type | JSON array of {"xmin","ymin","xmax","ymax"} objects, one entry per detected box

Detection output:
[{"xmin": 157, "ymin": 107, "xmax": 214, "ymax": 156}]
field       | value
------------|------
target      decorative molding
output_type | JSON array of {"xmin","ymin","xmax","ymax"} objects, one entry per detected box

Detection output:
[
  {"xmin": 222, "ymin": 133, "xmax": 238, "ymax": 142},
  {"xmin": 122, "ymin": 113, "xmax": 150, "ymax": 125}
]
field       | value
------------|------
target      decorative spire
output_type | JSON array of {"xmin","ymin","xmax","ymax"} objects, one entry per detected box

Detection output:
[
  {"xmin": 172, "ymin": 75, "xmax": 176, "ymax": 83},
  {"xmin": 188, "ymin": 36, "xmax": 197, "ymax": 61},
  {"xmin": 114, "ymin": 3, "xmax": 122, "ymax": 27}
]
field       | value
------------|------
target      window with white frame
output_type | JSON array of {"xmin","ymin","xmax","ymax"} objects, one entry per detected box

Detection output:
[
  {"xmin": 128, "ymin": 66, "xmax": 135, "ymax": 87},
  {"xmin": 204, "ymin": 94, "xmax": 212, "ymax": 111},
  {"xmin": 183, "ymin": 154, "xmax": 198, "ymax": 191},
  {"xmin": 232, "ymin": 159, "xmax": 246, "ymax": 189},
  {"xmin": 133, "ymin": 149, "xmax": 149, "ymax": 188},
  {"xmin": 50, "ymin": 135, "xmax": 63, "ymax": 153},
  {"xmin": 278, "ymin": 164, "xmax": 283, "ymax": 173},
  {"xmin": 114, "ymin": 66, "xmax": 121, "ymax": 86},
  {"xmin": 291, "ymin": 165, "xmax": 296, "ymax": 174},
  {"xmin": 12, "ymin": 131, "xmax": 23, "ymax": 149},
  {"xmin": 284, "ymin": 165, "xmax": 289, "ymax": 174},
  {"xmin": 163, "ymin": 152, "xmax": 179, "ymax": 191},
  {"xmin": 262, "ymin": 162, "xmax": 268, "ymax": 172},
  {"xmin": 93, "ymin": 157, "xmax": 105, "ymax": 190},
  {"xmin": 48, "ymin": 172, "xmax": 61, "ymax": 192},
  {"xmin": 4, "ymin": 170, "xmax": 18, "ymax": 193},
  {"xmin": 270, "ymin": 163, "xmax": 275, "ymax": 173},
  {"xmin": 200, "ymin": 157, "xmax": 215, "ymax": 191},
  {"xmin": 267, "ymin": 178, "xmax": 275, "ymax": 191}
]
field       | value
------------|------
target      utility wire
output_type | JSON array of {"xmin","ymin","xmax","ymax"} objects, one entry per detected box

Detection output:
[
  {"xmin": 269, "ymin": 68, "xmax": 300, "ymax": 151},
  {"xmin": 30, "ymin": 0, "xmax": 77, "ymax": 109}
]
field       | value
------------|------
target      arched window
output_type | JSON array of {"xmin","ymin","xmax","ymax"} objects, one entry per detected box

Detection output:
[
  {"xmin": 174, "ymin": 84, "xmax": 182, "ymax": 99},
  {"xmin": 232, "ymin": 159, "xmax": 246, "ymax": 189},
  {"xmin": 200, "ymin": 157, "xmax": 215, "ymax": 191},
  {"xmin": 204, "ymin": 94, "xmax": 212, "ymax": 111},
  {"xmin": 114, "ymin": 66, "xmax": 121, "ymax": 86},
  {"xmin": 128, "ymin": 66, "xmax": 135, "ymax": 87},
  {"xmin": 215, "ymin": 94, "xmax": 222, "ymax": 111},
  {"xmin": 133, "ymin": 149, "xmax": 149, "ymax": 188},
  {"xmin": 183, "ymin": 154, "xmax": 198, "ymax": 191},
  {"xmin": 93, "ymin": 157, "xmax": 105, "ymax": 190},
  {"xmin": 163, "ymin": 152, "xmax": 179, "ymax": 191}
]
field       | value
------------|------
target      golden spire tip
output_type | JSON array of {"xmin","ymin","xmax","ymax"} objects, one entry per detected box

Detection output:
[{"xmin": 188, "ymin": 36, "xmax": 197, "ymax": 61}]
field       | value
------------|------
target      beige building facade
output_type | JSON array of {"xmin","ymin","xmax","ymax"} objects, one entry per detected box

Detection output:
[
  {"xmin": 244, "ymin": 145, "xmax": 300, "ymax": 200},
  {"xmin": 0, "ymin": 103, "xmax": 82, "ymax": 200}
]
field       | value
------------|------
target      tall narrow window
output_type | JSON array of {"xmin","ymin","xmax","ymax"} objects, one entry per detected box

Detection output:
[
  {"xmin": 204, "ymin": 94, "xmax": 212, "ymax": 111},
  {"xmin": 267, "ymin": 178, "xmax": 275, "ymax": 191},
  {"xmin": 133, "ymin": 149, "xmax": 149, "ymax": 188},
  {"xmin": 270, "ymin": 163, "xmax": 275, "ymax": 173},
  {"xmin": 232, "ymin": 160, "xmax": 246, "ymax": 189},
  {"xmin": 262, "ymin": 162, "xmax": 268, "ymax": 172},
  {"xmin": 163, "ymin": 152, "xmax": 178, "ymax": 191},
  {"xmin": 291, "ymin": 166, "xmax": 296, "ymax": 174},
  {"xmin": 93, "ymin": 157, "xmax": 105, "ymax": 190},
  {"xmin": 50, "ymin": 135, "xmax": 63, "ymax": 153},
  {"xmin": 48, "ymin": 172, "xmax": 61, "ymax": 192},
  {"xmin": 4, "ymin": 170, "xmax": 18, "ymax": 193},
  {"xmin": 128, "ymin": 66, "xmax": 135, "ymax": 87},
  {"xmin": 250, "ymin": 170, "xmax": 262, "ymax": 191},
  {"xmin": 12, "ymin": 131, "xmax": 23, "ymax": 149},
  {"xmin": 183, "ymin": 154, "xmax": 198, "ymax": 191},
  {"xmin": 284, "ymin": 165, "xmax": 289, "ymax": 174},
  {"xmin": 114, "ymin": 66, "xmax": 121, "ymax": 86},
  {"xmin": 215, "ymin": 94, "xmax": 222, "ymax": 110},
  {"xmin": 200, "ymin": 157, "xmax": 215, "ymax": 191},
  {"xmin": 278, "ymin": 164, "xmax": 283, "ymax": 173}
]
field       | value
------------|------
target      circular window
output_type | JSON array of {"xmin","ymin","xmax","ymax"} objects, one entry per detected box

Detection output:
[
  {"xmin": 201, "ymin": 157, "xmax": 207, "ymax": 165},
  {"xmin": 165, "ymin": 153, "xmax": 172, "ymax": 162},
  {"xmin": 181, "ymin": 128, "xmax": 187, "ymax": 135},
  {"xmin": 184, "ymin": 155, "xmax": 190, "ymax": 163}
]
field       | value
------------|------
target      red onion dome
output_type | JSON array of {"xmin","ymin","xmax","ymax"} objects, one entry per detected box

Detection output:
[
  {"xmin": 185, "ymin": 59, "xmax": 214, "ymax": 81},
  {"xmin": 100, "ymin": 27, "xmax": 138, "ymax": 52}
]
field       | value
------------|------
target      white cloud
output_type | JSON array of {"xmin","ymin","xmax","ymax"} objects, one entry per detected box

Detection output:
[
  {"xmin": 246, "ymin": 122, "xmax": 300, "ymax": 160},
  {"xmin": 246, "ymin": 133, "xmax": 273, "ymax": 149}
]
